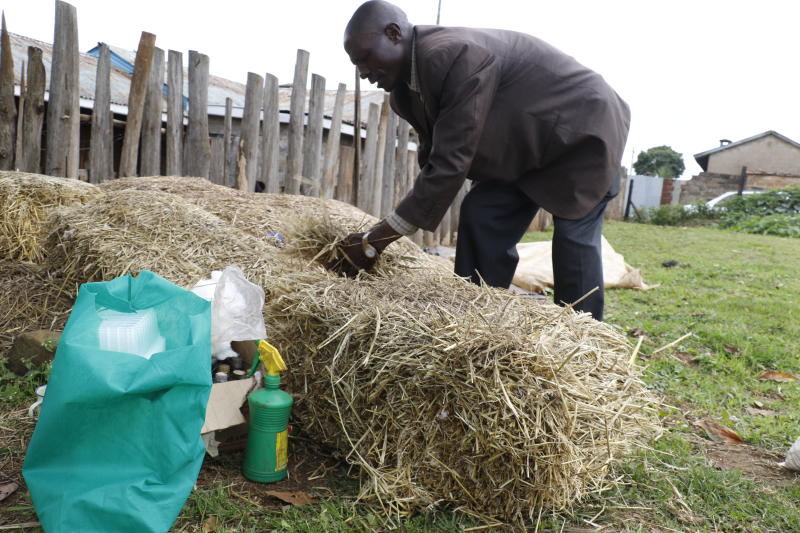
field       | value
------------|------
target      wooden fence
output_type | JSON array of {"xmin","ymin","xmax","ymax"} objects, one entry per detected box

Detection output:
[{"xmin": 0, "ymin": 1, "xmax": 468, "ymax": 248}]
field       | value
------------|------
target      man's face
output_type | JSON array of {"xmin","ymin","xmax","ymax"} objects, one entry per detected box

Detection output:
[{"xmin": 344, "ymin": 25, "xmax": 406, "ymax": 91}]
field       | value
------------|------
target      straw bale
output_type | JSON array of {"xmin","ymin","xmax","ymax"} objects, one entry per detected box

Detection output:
[
  {"xmin": 0, "ymin": 172, "xmax": 103, "ymax": 262},
  {"xmin": 100, "ymin": 175, "xmax": 432, "ymax": 268},
  {"xmin": 262, "ymin": 216, "xmax": 661, "ymax": 527},
  {"xmin": 0, "ymin": 261, "xmax": 73, "ymax": 356},
  {"xmin": 29, "ymin": 174, "xmax": 659, "ymax": 526},
  {"xmin": 99, "ymin": 176, "xmax": 384, "ymax": 240},
  {"xmin": 42, "ymin": 188, "xmax": 279, "ymax": 291}
]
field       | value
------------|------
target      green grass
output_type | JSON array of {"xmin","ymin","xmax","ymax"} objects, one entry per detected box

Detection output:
[
  {"xmin": 176, "ymin": 488, "xmax": 474, "ymax": 532},
  {"xmin": 517, "ymin": 222, "xmax": 800, "ymax": 531},
  {"xmin": 3, "ymin": 221, "xmax": 799, "ymax": 532}
]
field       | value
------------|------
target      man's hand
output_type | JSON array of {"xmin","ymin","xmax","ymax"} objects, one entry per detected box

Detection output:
[{"xmin": 336, "ymin": 219, "xmax": 402, "ymax": 277}]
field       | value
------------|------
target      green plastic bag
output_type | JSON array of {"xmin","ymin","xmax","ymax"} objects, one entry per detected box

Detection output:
[{"xmin": 23, "ymin": 270, "xmax": 211, "ymax": 533}]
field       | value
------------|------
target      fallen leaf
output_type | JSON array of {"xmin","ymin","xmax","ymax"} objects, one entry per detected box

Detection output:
[
  {"xmin": 202, "ymin": 516, "xmax": 219, "ymax": 532},
  {"xmin": 745, "ymin": 407, "xmax": 778, "ymax": 416},
  {"xmin": 758, "ymin": 371, "xmax": 798, "ymax": 382},
  {"xmin": 723, "ymin": 343, "xmax": 740, "ymax": 354},
  {"xmin": 695, "ymin": 418, "xmax": 742, "ymax": 444},
  {"xmin": 265, "ymin": 490, "xmax": 315, "ymax": 506}
]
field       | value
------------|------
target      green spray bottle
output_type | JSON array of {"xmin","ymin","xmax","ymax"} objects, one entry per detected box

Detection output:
[{"xmin": 242, "ymin": 340, "xmax": 293, "ymax": 482}]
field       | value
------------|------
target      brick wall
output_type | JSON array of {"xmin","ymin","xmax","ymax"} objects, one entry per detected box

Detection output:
[
  {"xmin": 660, "ymin": 179, "xmax": 674, "ymax": 205},
  {"xmin": 747, "ymin": 173, "xmax": 800, "ymax": 190},
  {"xmin": 679, "ymin": 171, "xmax": 800, "ymax": 204}
]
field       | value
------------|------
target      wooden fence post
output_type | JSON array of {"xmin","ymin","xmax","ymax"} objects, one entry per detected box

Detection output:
[
  {"xmin": 222, "ymin": 97, "xmax": 232, "ymax": 186},
  {"xmin": 260, "ymin": 74, "xmax": 281, "ymax": 193},
  {"xmin": 302, "ymin": 73, "xmax": 325, "ymax": 196},
  {"xmin": 322, "ymin": 82, "xmax": 346, "ymax": 199},
  {"xmin": 359, "ymin": 102, "xmax": 380, "ymax": 213},
  {"xmin": 65, "ymin": 10, "xmax": 80, "ymax": 178},
  {"xmin": 409, "ymin": 154, "xmax": 424, "ymax": 247},
  {"xmin": 286, "ymin": 49, "xmax": 309, "ymax": 195},
  {"xmin": 209, "ymin": 138, "xmax": 224, "ymax": 184},
  {"xmin": 119, "ymin": 31, "xmax": 156, "ymax": 177},
  {"xmin": 166, "ymin": 50, "xmax": 183, "ymax": 176},
  {"xmin": 380, "ymin": 109, "xmax": 397, "ymax": 217},
  {"xmin": 336, "ymin": 145, "xmax": 354, "ymax": 204},
  {"xmin": 184, "ymin": 50, "xmax": 210, "ymax": 178},
  {"xmin": 238, "ymin": 72, "xmax": 263, "ymax": 192},
  {"xmin": 45, "ymin": 1, "xmax": 79, "ymax": 177},
  {"xmin": 371, "ymin": 95, "xmax": 390, "ymax": 216},
  {"xmin": 737, "ymin": 165, "xmax": 748, "ymax": 195},
  {"xmin": 88, "ymin": 43, "xmax": 113, "ymax": 182},
  {"xmin": 140, "ymin": 46, "xmax": 164, "ymax": 176},
  {"xmin": 19, "ymin": 47, "xmax": 45, "ymax": 173},
  {"xmin": 0, "ymin": 14, "xmax": 15, "ymax": 171},
  {"xmin": 352, "ymin": 70, "xmax": 361, "ymax": 207},
  {"xmin": 394, "ymin": 119, "xmax": 409, "ymax": 203}
]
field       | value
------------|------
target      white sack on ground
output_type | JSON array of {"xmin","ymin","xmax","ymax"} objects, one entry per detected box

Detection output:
[
  {"xmin": 513, "ymin": 236, "xmax": 651, "ymax": 294},
  {"xmin": 781, "ymin": 436, "xmax": 800, "ymax": 471}
]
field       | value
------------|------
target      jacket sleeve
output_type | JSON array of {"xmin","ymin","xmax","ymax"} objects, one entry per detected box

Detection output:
[{"xmin": 394, "ymin": 42, "xmax": 499, "ymax": 231}]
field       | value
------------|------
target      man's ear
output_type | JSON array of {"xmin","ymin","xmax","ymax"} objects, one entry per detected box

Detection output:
[{"xmin": 384, "ymin": 23, "xmax": 402, "ymax": 43}]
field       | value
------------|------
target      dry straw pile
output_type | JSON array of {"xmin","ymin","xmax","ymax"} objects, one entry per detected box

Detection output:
[
  {"xmin": 44, "ymin": 188, "xmax": 277, "ymax": 290},
  {"xmin": 0, "ymin": 172, "xmax": 103, "ymax": 262},
  {"xmin": 0, "ymin": 261, "xmax": 74, "ymax": 355},
  {"xmin": 2, "ymin": 174, "xmax": 659, "ymax": 527},
  {"xmin": 267, "ymin": 216, "xmax": 659, "ymax": 526}
]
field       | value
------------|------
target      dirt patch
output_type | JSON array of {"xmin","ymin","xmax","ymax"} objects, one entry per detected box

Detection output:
[{"xmin": 691, "ymin": 435, "xmax": 800, "ymax": 487}]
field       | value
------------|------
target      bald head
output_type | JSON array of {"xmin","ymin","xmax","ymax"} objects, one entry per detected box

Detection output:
[
  {"xmin": 345, "ymin": 0, "xmax": 411, "ymax": 38},
  {"xmin": 344, "ymin": 1, "xmax": 413, "ymax": 91}
]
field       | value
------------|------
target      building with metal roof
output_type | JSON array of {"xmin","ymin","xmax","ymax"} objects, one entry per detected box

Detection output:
[{"xmin": 9, "ymin": 31, "xmax": 387, "ymax": 126}]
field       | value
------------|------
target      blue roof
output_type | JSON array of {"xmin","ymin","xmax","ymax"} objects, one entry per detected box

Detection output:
[{"xmin": 87, "ymin": 43, "xmax": 185, "ymax": 109}]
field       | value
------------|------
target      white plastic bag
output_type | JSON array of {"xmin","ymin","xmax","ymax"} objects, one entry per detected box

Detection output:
[
  {"xmin": 192, "ymin": 266, "xmax": 266, "ymax": 361},
  {"xmin": 780, "ymin": 436, "xmax": 800, "ymax": 471}
]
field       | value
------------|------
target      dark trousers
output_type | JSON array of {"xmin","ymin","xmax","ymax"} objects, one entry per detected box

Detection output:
[{"xmin": 454, "ymin": 181, "xmax": 613, "ymax": 321}]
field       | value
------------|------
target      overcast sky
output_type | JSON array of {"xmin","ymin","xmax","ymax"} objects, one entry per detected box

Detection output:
[{"xmin": 4, "ymin": 0, "xmax": 799, "ymax": 177}]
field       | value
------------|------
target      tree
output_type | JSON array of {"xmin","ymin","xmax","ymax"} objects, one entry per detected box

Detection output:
[{"xmin": 633, "ymin": 145, "xmax": 685, "ymax": 179}]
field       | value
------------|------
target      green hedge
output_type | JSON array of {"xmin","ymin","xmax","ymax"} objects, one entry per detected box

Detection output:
[{"xmin": 634, "ymin": 186, "xmax": 800, "ymax": 238}]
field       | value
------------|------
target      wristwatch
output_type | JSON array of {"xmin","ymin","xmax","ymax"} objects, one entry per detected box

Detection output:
[{"xmin": 361, "ymin": 231, "xmax": 377, "ymax": 259}]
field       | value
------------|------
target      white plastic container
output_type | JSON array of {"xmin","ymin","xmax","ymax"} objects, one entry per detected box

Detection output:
[{"xmin": 97, "ymin": 308, "xmax": 165, "ymax": 359}]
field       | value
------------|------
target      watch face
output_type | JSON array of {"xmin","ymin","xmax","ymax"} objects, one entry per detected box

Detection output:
[{"xmin": 364, "ymin": 246, "xmax": 377, "ymax": 259}]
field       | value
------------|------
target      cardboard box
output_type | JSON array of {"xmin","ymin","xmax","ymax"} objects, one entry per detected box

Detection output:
[{"xmin": 201, "ymin": 376, "xmax": 257, "ymax": 456}]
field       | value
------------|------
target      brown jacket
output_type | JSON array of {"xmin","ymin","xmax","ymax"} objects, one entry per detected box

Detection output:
[{"xmin": 391, "ymin": 25, "xmax": 630, "ymax": 231}]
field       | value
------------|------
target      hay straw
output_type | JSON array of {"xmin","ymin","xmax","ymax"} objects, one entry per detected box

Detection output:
[
  {"xmin": 262, "ymin": 213, "xmax": 661, "ymax": 527},
  {"xmin": 15, "ymin": 174, "xmax": 660, "ymax": 528},
  {"xmin": 43, "ymin": 188, "xmax": 279, "ymax": 291},
  {"xmin": 0, "ymin": 407, "xmax": 36, "ymax": 485},
  {"xmin": 0, "ymin": 261, "xmax": 74, "ymax": 355},
  {"xmin": 0, "ymin": 172, "xmax": 103, "ymax": 263}
]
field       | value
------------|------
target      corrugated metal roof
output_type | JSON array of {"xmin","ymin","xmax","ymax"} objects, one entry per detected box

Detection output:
[
  {"xmin": 8, "ymin": 32, "xmax": 384, "ymax": 124},
  {"xmin": 9, "ymin": 32, "xmax": 134, "ymax": 108}
]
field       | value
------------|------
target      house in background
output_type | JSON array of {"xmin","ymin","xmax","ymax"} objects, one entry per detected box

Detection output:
[
  {"xmin": 680, "ymin": 131, "xmax": 800, "ymax": 204},
  {"xmin": 694, "ymin": 131, "xmax": 800, "ymax": 176}
]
